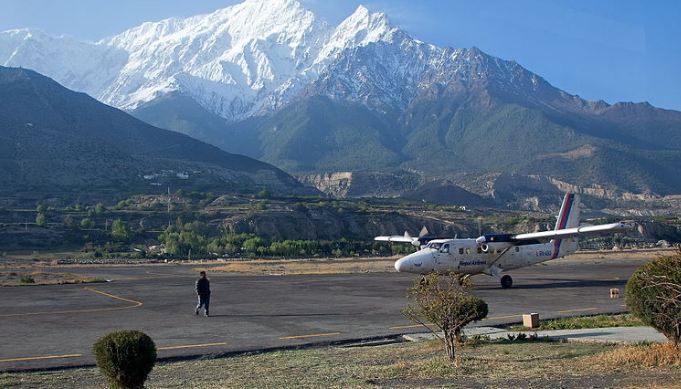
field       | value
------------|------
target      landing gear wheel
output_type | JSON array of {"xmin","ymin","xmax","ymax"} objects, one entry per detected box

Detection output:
[{"xmin": 500, "ymin": 275, "xmax": 513, "ymax": 289}]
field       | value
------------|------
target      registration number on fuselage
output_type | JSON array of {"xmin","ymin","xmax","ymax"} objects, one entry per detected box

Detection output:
[
  {"xmin": 459, "ymin": 259, "xmax": 487, "ymax": 267},
  {"xmin": 535, "ymin": 250, "xmax": 552, "ymax": 257}
]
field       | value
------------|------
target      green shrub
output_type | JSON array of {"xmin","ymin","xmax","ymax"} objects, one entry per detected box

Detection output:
[
  {"xmin": 35, "ymin": 213, "xmax": 46, "ymax": 226},
  {"xmin": 19, "ymin": 275, "xmax": 35, "ymax": 284},
  {"xmin": 625, "ymin": 253, "xmax": 681, "ymax": 345},
  {"xmin": 93, "ymin": 330, "xmax": 157, "ymax": 389}
]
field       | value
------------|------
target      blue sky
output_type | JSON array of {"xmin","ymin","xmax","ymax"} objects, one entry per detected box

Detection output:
[{"xmin": 2, "ymin": 0, "xmax": 680, "ymax": 110}]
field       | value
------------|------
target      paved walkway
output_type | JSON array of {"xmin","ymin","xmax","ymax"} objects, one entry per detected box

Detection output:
[{"xmin": 404, "ymin": 326, "xmax": 667, "ymax": 344}]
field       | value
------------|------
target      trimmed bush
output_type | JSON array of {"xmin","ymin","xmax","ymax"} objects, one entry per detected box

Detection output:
[
  {"xmin": 625, "ymin": 253, "xmax": 681, "ymax": 345},
  {"xmin": 93, "ymin": 330, "xmax": 157, "ymax": 389}
]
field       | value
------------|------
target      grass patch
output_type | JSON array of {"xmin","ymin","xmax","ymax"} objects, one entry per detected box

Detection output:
[
  {"xmin": 1, "ymin": 339, "xmax": 680, "ymax": 388},
  {"xmin": 509, "ymin": 313, "xmax": 644, "ymax": 331}
]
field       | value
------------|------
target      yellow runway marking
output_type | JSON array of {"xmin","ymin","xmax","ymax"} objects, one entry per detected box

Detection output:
[
  {"xmin": 0, "ymin": 287, "xmax": 143, "ymax": 318},
  {"xmin": 83, "ymin": 287, "xmax": 144, "ymax": 307},
  {"xmin": 158, "ymin": 342, "xmax": 227, "ymax": 351},
  {"xmin": 280, "ymin": 332, "xmax": 341, "ymax": 340},
  {"xmin": 557, "ymin": 307, "xmax": 598, "ymax": 313},
  {"xmin": 0, "ymin": 354, "xmax": 82, "ymax": 363}
]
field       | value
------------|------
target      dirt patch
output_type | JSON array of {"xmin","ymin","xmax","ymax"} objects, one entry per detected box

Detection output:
[
  {"xmin": 204, "ymin": 249, "xmax": 671, "ymax": 276},
  {"xmin": 203, "ymin": 256, "xmax": 399, "ymax": 275},
  {"xmin": 563, "ymin": 248, "xmax": 675, "ymax": 262},
  {"xmin": 0, "ymin": 271, "xmax": 102, "ymax": 286}
]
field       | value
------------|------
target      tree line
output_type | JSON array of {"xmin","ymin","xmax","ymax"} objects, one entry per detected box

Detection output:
[{"xmin": 158, "ymin": 221, "xmax": 415, "ymax": 258}]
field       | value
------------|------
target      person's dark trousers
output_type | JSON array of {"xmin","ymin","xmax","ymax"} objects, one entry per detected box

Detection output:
[{"xmin": 196, "ymin": 294, "xmax": 210, "ymax": 316}]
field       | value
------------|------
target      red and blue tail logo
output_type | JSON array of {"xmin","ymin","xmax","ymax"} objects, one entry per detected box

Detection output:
[{"xmin": 552, "ymin": 193, "xmax": 579, "ymax": 259}]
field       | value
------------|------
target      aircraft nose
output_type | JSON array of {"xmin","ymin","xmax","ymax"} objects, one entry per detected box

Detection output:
[{"xmin": 394, "ymin": 257, "xmax": 409, "ymax": 272}]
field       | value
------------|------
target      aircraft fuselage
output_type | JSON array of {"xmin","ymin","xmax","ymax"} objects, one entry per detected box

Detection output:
[{"xmin": 394, "ymin": 238, "xmax": 575, "ymax": 276}]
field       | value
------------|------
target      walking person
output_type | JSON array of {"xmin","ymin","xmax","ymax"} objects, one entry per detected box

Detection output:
[{"xmin": 195, "ymin": 271, "xmax": 211, "ymax": 317}]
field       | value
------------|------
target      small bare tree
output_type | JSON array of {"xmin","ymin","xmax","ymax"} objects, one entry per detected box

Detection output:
[{"xmin": 402, "ymin": 273, "xmax": 488, "ymax": 366}]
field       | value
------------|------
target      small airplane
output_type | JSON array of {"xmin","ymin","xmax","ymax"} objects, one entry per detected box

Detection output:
[
  {"xmin": 374, "ymin": 226, "xmax": 439, "ymax": 249},
  {"xmin": 375, "ymin": 193, "xmax": 634, "ymax": 288}
]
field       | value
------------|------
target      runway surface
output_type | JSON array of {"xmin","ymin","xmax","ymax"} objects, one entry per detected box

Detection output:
[{"xmin": 0, "ymin": 257, "xmax": 642, "ymax": 371}]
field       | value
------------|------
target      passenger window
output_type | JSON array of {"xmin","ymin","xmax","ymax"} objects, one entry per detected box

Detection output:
[
  {"xmin": 515, "ymin": 247, "xmax": 520, "ymax": 253},
  {"xmin": 440, "ymin": 244, "xmax": 449, "ymax": 254},
  {"xmin": 459, "ymin": 248, "xmax": 464, "ymax": 255},
  {"xmin": 477, "ymin": 247, "xmax": 482, "ymax": 254},
  {"xmin": 465, "ymin": 248, "xmax": 470, "ymax": 255}
]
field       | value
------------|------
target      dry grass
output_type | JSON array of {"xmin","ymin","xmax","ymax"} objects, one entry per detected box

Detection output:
[
  {"xmin": 586, "ymin": 342, "xmax": 681, "ymax": 368},
  {"xmin": 564, "ymin": 248, "xmax": 675, "ymax": 262},
  {"xmin": 2, "ymin": 340, "xmax": 680, "ymax": 388},
  {"xmin": 204, "ymin": 256, "xmax": 399, "ymax": 275},
  {"xmin": 0, "ymin": 271, "xmax": 101, "ymax": 286}
]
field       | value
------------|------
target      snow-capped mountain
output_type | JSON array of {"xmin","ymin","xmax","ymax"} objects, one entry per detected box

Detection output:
[
  {"xmin": 0, "ymin": 0, "xmax": 426, "ymax": 121},
  {"xmin": 4, "ymin": 0, "xmax": 681, "ymax": 198},
  {"xmin": 0, "ymin": 0, "xmax": 562, "ymax": 120}
]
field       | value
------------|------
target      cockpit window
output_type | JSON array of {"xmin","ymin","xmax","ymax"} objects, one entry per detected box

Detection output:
[
  {"xmin": 427, "ymin": 242, "xmax": 442, "ymax": 250},
  {"xmin": 440, "ymin": 244, "xmax": 450, "ymax": 254}
]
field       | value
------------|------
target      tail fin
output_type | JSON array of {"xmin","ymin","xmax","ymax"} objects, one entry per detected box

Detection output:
[
  {"xmin": 552, "ymin": 193, "xmax": 580, "ymax": 258},
  {"xmin": 554, "ymin": 193, "xmax": 580, "ymax": 230}
]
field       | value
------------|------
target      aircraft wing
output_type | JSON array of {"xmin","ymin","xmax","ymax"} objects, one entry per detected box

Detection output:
[
  {"xmin": 374, "ymin": 235, "xmax": 415, "ymax": 244},
  {"xmin": 511, "ymin": 221, "xmax": 634, "ymax": 242}
]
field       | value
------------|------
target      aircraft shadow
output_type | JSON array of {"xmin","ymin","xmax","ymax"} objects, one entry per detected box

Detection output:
[{"xmin": 477, "ymin": 279, "xmax": 626, "ymax": 290}]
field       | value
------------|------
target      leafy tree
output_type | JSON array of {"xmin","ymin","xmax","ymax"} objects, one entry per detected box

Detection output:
[
  {"xmin": 111, "ymin": 219, "xmax": 129, "ymax": 241},
  {"xmin": 80, "ymin": 218, "xmax": 95, "ymax": 229},
  {"xmin": 36, "ymin": 202, "xmax": 48, "ymax": 213},
  {"xmin": 243, "ymin": 237, "xmax": 265, "ymax": 255},
  {"xmin": 403, "ymin": 273, "xmax": 488, "ymax": 366},
  {"xmin": 35, "ymin": 213, "xmax": 46, "ymax": 226},
  {"xmin": 626, "ymin": 250, "xmax": 681, "ymax": 345},
  {"xmin": 94, "ymin": 203, "xmax": 106, "ymax": 215},
  {"xmin": 158, "ymin": 222, "xmax": 212, "ymax": 257}
]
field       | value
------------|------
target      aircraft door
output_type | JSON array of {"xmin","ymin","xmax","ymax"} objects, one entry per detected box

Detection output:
[{"xmin": 434, "ymin": 243, "xmax": 451, "ymax": 272}]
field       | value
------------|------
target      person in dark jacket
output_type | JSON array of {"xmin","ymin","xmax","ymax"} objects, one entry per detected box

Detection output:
[{"xmin": 195, "ymin": 271, "xmax": 211, "ymax": 317}]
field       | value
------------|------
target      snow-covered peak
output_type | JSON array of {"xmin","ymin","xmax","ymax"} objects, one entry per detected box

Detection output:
[
  {"xmin": 0, "ymin": 28, "xmax": 127, "ymax": 97},
  {"xmin": 316, "ymin": 5, "xmax": 399, "ymax": 63},
  {"xmin": 104, "ymin": 0, "xmax": 323, "ymax": 51},
  {"xmin": 0, "ymin": 0, "xmax": 429, "ymax": 121}
]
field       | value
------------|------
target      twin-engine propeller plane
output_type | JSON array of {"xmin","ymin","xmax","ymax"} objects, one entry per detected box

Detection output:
[{"xmin": 375, "ymin": 193, "xmax": 634, "ymax": 288}]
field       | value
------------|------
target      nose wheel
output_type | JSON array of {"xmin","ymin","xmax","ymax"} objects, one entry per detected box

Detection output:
[{"xmin": 500, "ymin": 275, "xmax": 513, "ymax": 289}]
